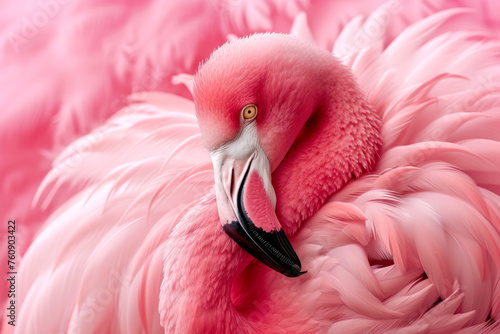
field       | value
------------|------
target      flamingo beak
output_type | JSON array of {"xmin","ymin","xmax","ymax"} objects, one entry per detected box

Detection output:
[{"xmin": 212, "ymin": 150, "xmax": 306, "ymax": 277}]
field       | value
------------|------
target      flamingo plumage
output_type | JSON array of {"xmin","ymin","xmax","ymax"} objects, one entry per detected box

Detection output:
[{"xmin": 3, "ymin": 1, "xmax": 500, "ymax": 333}]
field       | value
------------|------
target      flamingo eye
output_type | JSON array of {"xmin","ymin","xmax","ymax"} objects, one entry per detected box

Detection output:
[{"xmin": 242, "ymin": 104, "xmax": 257, "ymax": 120}]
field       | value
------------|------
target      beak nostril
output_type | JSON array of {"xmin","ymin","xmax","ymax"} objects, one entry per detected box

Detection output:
[{"xmin": 229, "ymin": 168, "xmax": 235, "ymax": 196}]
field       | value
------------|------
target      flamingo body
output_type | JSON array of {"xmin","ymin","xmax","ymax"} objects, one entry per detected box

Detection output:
[{"xmin": 3, "ymin": 2, "xmax": 500, "ymax": 333}]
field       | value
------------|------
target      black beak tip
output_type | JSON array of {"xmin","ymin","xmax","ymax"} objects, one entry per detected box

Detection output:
[
  {"xmin": 223, "ymin": 163, "xmax": 307, "ymax": 278},
  {"xmin": 282, "ymin": 266, "xmax": 307, "ymax": 278},
  {"xmin": 224, "ymin": 219, "xmax": 307, "ymax": 278}
]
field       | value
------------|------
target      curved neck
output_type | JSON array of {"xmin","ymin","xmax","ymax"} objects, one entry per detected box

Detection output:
[
  {"xmin": 273, "ymin": 69, "xmax": 381, "ymax": 233},
  {"xmin": 161, "ymin": 66, "xmax": 381, "ymax": 332},
  {"xmin": 160, "ymin": 193, "xmax": 254, "ymax": 333}
]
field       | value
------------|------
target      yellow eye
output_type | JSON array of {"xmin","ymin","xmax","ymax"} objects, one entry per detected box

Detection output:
[{"xmin": 242, "ymin": 104, "xmax": 257, "ymax": 120}]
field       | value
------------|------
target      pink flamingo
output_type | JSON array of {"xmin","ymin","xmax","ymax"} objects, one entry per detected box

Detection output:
[{"xmin": 4, "ymin": 2, "xmax": 500, "ymax": 334}]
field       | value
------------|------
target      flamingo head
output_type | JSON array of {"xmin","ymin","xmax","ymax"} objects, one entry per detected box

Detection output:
[{"xmin": 193, "ymin": 33, "xmax": 380, "ymax": 277}]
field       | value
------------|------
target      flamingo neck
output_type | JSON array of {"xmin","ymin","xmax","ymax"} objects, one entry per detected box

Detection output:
[
  {"xmin": 160, "ymin": 192, "xmax": 254, "ymax": 333},
  {"xmin": 273, "ymin": 67, "xmax": 381, "ymax": 233}
]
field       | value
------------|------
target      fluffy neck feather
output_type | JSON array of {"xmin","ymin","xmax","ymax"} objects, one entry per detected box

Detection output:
[
  {"xmin": 160, "ymin": 193, "xmax": 254, "ymax": 333},
  {"xmin": 273, "ymin": 64, "xmax": 381, "ymax": 234}
]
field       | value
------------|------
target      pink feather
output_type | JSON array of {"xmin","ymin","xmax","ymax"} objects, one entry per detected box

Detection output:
[{"xmin": 3, "ymin": 0, "xmax": 500, "ymax": 333}]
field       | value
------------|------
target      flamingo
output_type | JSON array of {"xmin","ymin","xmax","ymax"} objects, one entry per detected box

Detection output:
[{"xmin": 4, "ymin": 2, "xmax": 500, "ymax": 333}]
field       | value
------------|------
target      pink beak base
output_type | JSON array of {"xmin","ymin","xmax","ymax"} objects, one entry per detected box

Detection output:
[{"xmin": 221, "ymin": 159, "xmax": 306, "ymax": 277}]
